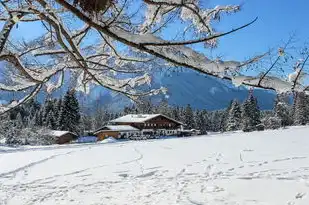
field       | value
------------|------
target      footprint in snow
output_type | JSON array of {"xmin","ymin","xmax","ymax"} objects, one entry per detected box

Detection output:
[
  {"xmin": 119, "ymin": 173, "xmax": 129, "ymax": 178},
  {"xmin": 295, "ymin": 192, "xmax": 306, "ymax": 199},
  {"xmin": 136, "ymin": 171, "xmax": 157, "ymax": 178}
]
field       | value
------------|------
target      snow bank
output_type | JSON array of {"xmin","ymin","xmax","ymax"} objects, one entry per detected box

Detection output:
[
  {"xmin": 99, "ymin": 137, "xmax": 118, "ymax": 144},
  {"xmin": 1, "ymin": 126, "xmax": 309, "ymax": 205},
  {"xmin": 0, "ymin": 138, "xmax": 6, "ymax": 144}
]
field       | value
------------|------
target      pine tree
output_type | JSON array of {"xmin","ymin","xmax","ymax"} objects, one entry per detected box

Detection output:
[
  {"xmin": 274, "ymin": 94, "xmax": 292, "ymax": 127},
  {"xmin": 221, "ymin": 100, "xmax": 233, "ymax": 131},
  {"xmin": 15, "ymin": 112, "xmax": 24, "ymax": 129},
  {"xmin": 34, "ymin": 109, "xmax": 43, "ymax": 126},
  {"xmin": 41, "ymin": 99, "xmax": 55, "ymax": 127},
  {"xmin": 241, "ymin": 91, "xmax": 261, "ymax": 131},
  {"xmin": 171, "ymin": 106, "xmax": 181, "ymax": 122},
  {"xmin": 184, "ymin": 104, "xmax": 194, "ymax": 129},
  {"xmin": 293, "ymin": 92, "xmax": 307, "ymax": 125},
  {"xmin": 28, "ymin": 99, "xmax": 41, "ymax": 117},
  {"xmin": 209, "ymin": 110, "xmax": 224, "ymax": 132},
  {"xmin": 28, "ymin": 115, "xmax": 36, "ymax": 128},
  {"xmin": 195, "ymin": 110, "xmax": 209, "ymax": 134},
  {"xmin": 226, "ymin": 100, "xmax": 242, "ymax": 131},
  {"xmin": 57, "ymin": 90, "xmax": 81, "ymax": 132},
  {"xmin": 53, "ymin": 99, "xmax": 62, "ymax": 123},
  {"xmin": 262, "ymin": 116, "xmax": 282, "ymax": 130},
  {"xmin": 46, "ymin": 111, "xmax": 56, "ymax": 129}
]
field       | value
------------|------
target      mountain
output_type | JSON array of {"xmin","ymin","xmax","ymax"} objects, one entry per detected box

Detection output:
[
  {"xmin": 152, "ymin": 71, "xmax": 276, "ymax": 110},
  {"xmin": 0, "ymin": 71, "xmax": 276, "ymax": 111},
  {"xmin": 82, "ymin": 71, "xmax": 276, "ymax": 111}
]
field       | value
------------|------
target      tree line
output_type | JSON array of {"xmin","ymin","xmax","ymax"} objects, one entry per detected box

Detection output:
[{"xmin": 1, "ymin": 89, "xmax": 309, "ymax": 145}]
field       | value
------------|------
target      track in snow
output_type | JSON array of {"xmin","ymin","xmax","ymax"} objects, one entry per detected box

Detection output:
[{"xmin": 1, "ymin": 126, "xmax": 309, "ymax": 205}]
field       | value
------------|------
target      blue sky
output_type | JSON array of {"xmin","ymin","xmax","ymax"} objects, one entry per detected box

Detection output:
[
  {"xmin": 1, "ymin": 0, "xmax": 308, "ymax": 103},
  {"xmin": 209, "ymin": 0, "xmax": 309, "ymax": 60},
  {"xmin": 8, "ymin": 0, "xmax": 309, "ymax": 61}
]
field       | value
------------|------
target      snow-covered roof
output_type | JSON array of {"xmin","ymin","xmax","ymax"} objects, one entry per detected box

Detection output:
[
  {"xmin": 95, "ymin": 125, "xmax": 139, "ymax": 133},
  {"xmin": 49, "ymin": 130, "xmax": 77, "ymax": 137},
  {"xmin": 110, "ymin": 114, "xmax": 184, "ymax": 125}
]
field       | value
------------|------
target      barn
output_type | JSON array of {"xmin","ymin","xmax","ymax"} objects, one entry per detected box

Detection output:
[{"xmin": 49, "ymin": 131, "xmax": 78, "ymax": 144}]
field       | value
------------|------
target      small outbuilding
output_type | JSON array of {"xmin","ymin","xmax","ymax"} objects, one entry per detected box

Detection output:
[
  {"xmin": 49, "ymin": 130, "xmax": 78, "ymax": 144},
  {"xmin": 94, "ymin": 125, "xmax": 140, "ymax": 140}
]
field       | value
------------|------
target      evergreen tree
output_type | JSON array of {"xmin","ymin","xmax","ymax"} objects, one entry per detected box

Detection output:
[
  {"xmin": 171, "ymin": 106, "xmax": 181, "ymax": 122},
  {"xmin": 221, "ymin": 100, "xmax": 233, "ymax": 131},
  {"xmin": 262, "ymin": 116, "xmax": 282, "ymax": 130},
  {"xmin": 28, "ymin": 115, "xmax": 36, "ymax": 128},
  {"xmin": 241, "ymin": 91, "xmax": 261, "ymax": 131},
  {"xmin": 226, "ymin": 100, "xmax": 242, "ymax": 131},
  {"xmin": 293, "ymin": 92, "xmax": 307, "ymax": 125},
  {"xmin": 42, "ymin": 99, "xmax": 55, "ymax": 127},
  {"xmin": 179, "ymin": 106, "xmax": 186, "ymax": 124},
  {"xmin": 46, "ymin": 111, "xmax": 56, "ymax": 129},
  {"xmin": 209, "ymin": 110, "xmax": 223, "ymax": 132},
  {"xmin": 15, "ymin": 112, "xmax": 24, "ymax": 129},
  {"xmin": 53, "ymin": 99, "xmax": 62, "ymax": 123},
  {"xmin": 195, "ymin": 110, "xmax": 209, "ymax": 134},
  {"xmin": 57, "ymin": 90, "xmax": 81, "ymax": 132},
  {"xmin": 184, "ymin": 104, "xmax": 195, "ymax": 129},
  {"xmin": 34, "ymin": 109, "xmax": 43, "ymax": 126},
  {"xmin": 274, "ymin": 94, "xmax": 292, "ymax": 127}
]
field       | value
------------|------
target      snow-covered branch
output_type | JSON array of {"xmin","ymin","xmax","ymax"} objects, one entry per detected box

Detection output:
[{"xmin": 1, "ymin": 0, "xmax": 307, "ymax": 114}]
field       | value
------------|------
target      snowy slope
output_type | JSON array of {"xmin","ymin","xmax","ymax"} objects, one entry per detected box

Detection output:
[
  {"xmin": 84, "ymin": 71, "xmax": 276, "ymax": 111},
  {"xmin": 1, "ymin": 71, "xmax": 276, "ymax": 112},
  {"xmin": 1, "ymin": 127, "xmax": 309, "ymax": 205},
  {"xmin": 153, "ymin": 71, "xmax": 276, "ymax": 110}
]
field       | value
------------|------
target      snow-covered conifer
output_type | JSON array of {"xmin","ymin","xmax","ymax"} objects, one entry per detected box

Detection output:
[
  {"xmin": 241, "ymin": 91, "xmax": 261, "ymax": 131},
  {"xmin": 57, "ymin": 90, "xmax": 81, "ymax": 132},
  {"xmin": 184, "ymin": 104, "xmax": 195, "ymax": 129},
  {"xmin": 274, "ymin": 94, "xmax": 292, "ymax": 127},
  {"xmin": 226, "ymin": 100, "xmax": 242, "ymax": 131},
  {"xmin": 293, "ymin": 92, "xmax": 307, "ymax": 125}
]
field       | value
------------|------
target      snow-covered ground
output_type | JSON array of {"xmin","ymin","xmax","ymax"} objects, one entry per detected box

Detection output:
[{"xmin": 1, "ymin": 127, "xmax": 309, "ymax": 205}]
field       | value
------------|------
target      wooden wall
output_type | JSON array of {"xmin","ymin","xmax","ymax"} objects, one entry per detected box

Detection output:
[
  {"xmin": 114, "ymin": 115, "xmax": 181, "ymax": 130},
  {"xmin": 96, "ymin": 131, "xmax": 120, "ymax": 141},
  {"xmin": 55, "ymin": 133, "xmax": 77, "ymax": 144}
]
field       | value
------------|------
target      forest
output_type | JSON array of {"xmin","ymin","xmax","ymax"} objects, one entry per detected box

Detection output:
[{"xmin": 1, "ymin": 89, "xmax": 308, "ymax": 146}]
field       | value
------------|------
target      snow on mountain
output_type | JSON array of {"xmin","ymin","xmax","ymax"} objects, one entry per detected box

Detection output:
[
  {"xmin": 81, "ymin": 71, "xmax": 276, "ymax": 111},
  {"xmin": 152, "ymin": 71, "xmax": 276, "ymax": 110},
  {"xmin": 1, "ymin": 126, "xmax": 309, "ymax": 205},
  {"xmin": 0, "ymin": 71, "xmax": 276, "ymax": 111}
]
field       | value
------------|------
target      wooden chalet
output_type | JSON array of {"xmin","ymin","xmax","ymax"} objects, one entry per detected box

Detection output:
[
  {"xmin": 91, "ymin": 114, "xmax": 186, "ymax": 140},
  {"xmin": 49, "ymin": 131, "xmax": 78, "ymax": 144},
  {"xmin": 110, "ymin": 114, "xmax": 183, "ymax": 129}
]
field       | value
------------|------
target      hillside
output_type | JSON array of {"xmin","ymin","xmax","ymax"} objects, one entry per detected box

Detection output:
[
  {"xmin": 84, "ymin": 71, "xmax": 276, "ymax": 111},
  {"xmin": 1, "ymin": 126, "xmax": 309, "ymax": 205},
  {"xmin": 154, "ymin": 72, "xmax": 276, "ymax": 110},
  {"xmin": 0, "ymin": 71, "xmax": 276, "ymax": 111}
]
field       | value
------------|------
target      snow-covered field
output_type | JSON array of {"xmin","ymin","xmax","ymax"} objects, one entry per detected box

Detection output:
[{"xmin": 1, "ymin": 127, "xmax": 309, "ymax": 205}]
